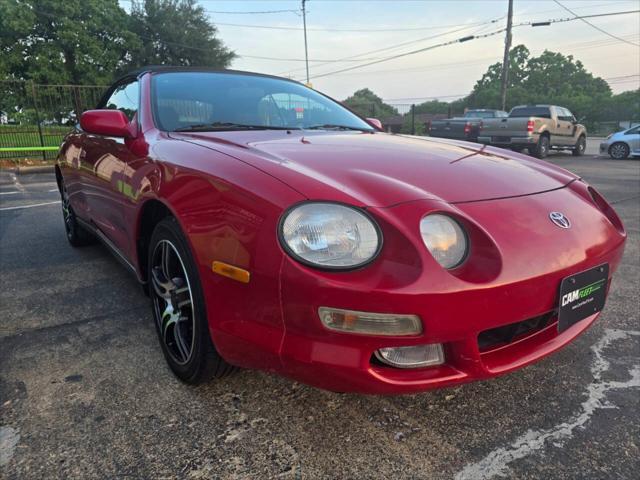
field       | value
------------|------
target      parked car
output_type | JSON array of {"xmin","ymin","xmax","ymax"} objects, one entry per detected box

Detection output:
[
  {"xmin": 600, "ymin": 125, "xmax": 640, "ymax": 159},
  {"xmin": 478, "ymin": 105, "xmax": 587, "ymax": 159},
  {"xmin": 56, "ymin": 67, "xmax": 626, "ymax": 394},
  {"xmin": 429, "ymin": 109, "xmax": 508, "ymax": 142}
]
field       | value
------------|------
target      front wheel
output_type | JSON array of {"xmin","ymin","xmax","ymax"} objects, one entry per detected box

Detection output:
[
  {"xmin": 148, "ymin": 217, "xmax": 235, "ymax": 383},
  {"xmin": 609, "ymin": 142, "xmax": 630, "ymax": 160},
  {"xmin": 572, "ymin": 135, "xmax": 586, "ymax": 156}
]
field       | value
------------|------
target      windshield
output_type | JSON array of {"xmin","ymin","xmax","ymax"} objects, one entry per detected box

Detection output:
[
  {"xmin": 466, "ymin": 111, "xmax": 500, "ymax": 119},
  {"xmin": 152, "ymin": 71, "xmax": 374, "ymax": 132},
  {"xmin": 509, "ymin": 107, "xmax": 551, "ymax": 119}
]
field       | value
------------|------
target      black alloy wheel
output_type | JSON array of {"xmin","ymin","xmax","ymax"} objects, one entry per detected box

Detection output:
[{"xmin": 148, "ymin": 217, "xmax": 235, "ymax": 383}]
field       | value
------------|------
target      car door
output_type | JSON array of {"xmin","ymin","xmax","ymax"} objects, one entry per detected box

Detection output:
[
  {"xmin": 77, "ymin": 78, "xmax": 141, "ymax": 256},
  {"xmin": 554, "ymin": 107, "xmax": 574, "ymax": 145},
  {"xmin": 625, "ymin": 126, "xmax": 640, "ymax": 155}
]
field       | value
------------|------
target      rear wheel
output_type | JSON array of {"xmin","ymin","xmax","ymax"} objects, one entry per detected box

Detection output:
[
  {"xmin": 148, "ymin": 217, "xmax": 235, "ymax": 383},
  {"xmin": 60, "ymin": 179, "xmax": 95, "ymax": 247},
  {"xmin": 572, "ymin": 135, "xmax": 586, "ymax": 156},
  {"xmin": 609, "ymin": 142, "xmax": 630, "ymax": 160},
  {"xmin": 532, "ymin": 135, "xmax": 550, "ymax": 159}
]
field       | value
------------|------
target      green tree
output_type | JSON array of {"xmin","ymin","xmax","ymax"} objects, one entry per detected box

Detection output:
[
  {"xmin": 129, "ymin": 0, "xmax": 235, "ymax": 69},
  {"xmin": 465, "ymin": 44, "xmax": 530, "ymax": 109},
  {"xmin": 0, "ymin": 0, "xmax": 140, "ymax": 85},
  {"xmin": 342, "ymin": 88, "xmax": 398, "ymax": 118},
  {"xmin": 463, "ymin": 44, "xmax": 613, "ymax": 124}
]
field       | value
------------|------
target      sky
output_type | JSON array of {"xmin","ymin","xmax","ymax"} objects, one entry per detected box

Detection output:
[{"xmin": 120, "ymin": 0, "xmax": 640, "ymax": 103}]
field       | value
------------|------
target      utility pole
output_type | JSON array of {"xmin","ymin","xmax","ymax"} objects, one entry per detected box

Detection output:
[
  {"xmin": 500, "ymin": 0, "xmax": 514, "ymax": 111},
  {"xmin": 302, "ymin": 0, "xmax": 310, "ymax": 85}
]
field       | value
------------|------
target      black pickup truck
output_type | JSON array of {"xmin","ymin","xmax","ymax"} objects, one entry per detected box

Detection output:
[{"xmin": 429, "ymin": 109, "xmax": 508, "ymax": 142}]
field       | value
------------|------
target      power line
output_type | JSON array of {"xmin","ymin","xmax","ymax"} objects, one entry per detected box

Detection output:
[
  {"xmin": 303, "ymin": 9, "xmax": 640, "ymax": 81},
  {"xmin": 307, "ymin": 29, "xmax": 507, "ymax": 80},
  {"xmin": 383, "ymin": 94, "xmax": 467, "ymax": 102},
  {"xmin": 277, "ymin": 19, "xmax": 502, "ymax": 77},
  {"xmin": 552, "ymin": 1, "xmax": 640, "ymax": 47},
  {"xmin": 322, "ymin": 35, "xmax": 639, "ymax": 77},
  {"xmin": 204, "ymin": 10, "xmax": 300, "ymax": 15},
  {"xmin": 214, "ymin": 19, "xmax": 496, "ymax": 33},
  {"xmin": 241, "ymin": 54, "xmax": 385, "ymax": 62}
]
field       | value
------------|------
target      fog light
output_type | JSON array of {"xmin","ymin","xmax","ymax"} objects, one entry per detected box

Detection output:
[
  {"xmin": 374, "ymin": 344, "xmax": 444, "ymax": 368},
  {"xmin": 318, "ymin": 307, "xmax": 422, "ymax": 336}
]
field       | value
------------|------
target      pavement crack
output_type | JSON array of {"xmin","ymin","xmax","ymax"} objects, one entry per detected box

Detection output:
[
  {"xmin": 454, "ymin": 328, "xmax": 640, "ymax": 480},
  {"xmin": 0, "ymin": 305, "xmax": 149, "ymax": 340},
  {"xmin": 610, "ymin": 194, "xmax": 640, "ymax": 205}
]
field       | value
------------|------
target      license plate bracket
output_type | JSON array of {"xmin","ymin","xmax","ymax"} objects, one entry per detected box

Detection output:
[{"xmin": 558, "ymin": 263, "xmax": 609, "ymax": 332}]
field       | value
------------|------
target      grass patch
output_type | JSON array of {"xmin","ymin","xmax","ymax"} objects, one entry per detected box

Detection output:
[{"xmin": 0, "ymin": 125, "xmax": 71, "ymax": 161}]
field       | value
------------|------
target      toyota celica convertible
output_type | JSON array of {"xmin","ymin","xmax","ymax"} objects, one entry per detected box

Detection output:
[{"xmin": 56, "ymin": 67, "xmax": 626, "ymax": 394}]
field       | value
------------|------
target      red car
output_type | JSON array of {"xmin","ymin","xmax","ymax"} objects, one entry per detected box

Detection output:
[{"xmin": 56, "ymin": 67, "xmax": 626, "ymax": 394}]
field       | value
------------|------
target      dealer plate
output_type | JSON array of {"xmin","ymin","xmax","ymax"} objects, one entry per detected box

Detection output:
[{"xmin": 558, "ymin": 263, "xmax": 609, "ymax": 333}]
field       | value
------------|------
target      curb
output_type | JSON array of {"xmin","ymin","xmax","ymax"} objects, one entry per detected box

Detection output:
[{"xmin": 0, "ymin": 165, "xmax": 55, "ymax": 175}]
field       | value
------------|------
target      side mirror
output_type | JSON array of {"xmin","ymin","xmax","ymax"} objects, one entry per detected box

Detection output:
[
  {"xmin": 366, "ymin": 118, "xmax": 383, "ymax": 130},
  {"xmin": 80, "ymin": 109, "xmax": 132, "ymax": 137}
]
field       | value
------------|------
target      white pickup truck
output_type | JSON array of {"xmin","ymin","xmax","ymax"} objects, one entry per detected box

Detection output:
[{"xmin": 477, "ymin": 105, "xmax": 587, "ymax": 159}]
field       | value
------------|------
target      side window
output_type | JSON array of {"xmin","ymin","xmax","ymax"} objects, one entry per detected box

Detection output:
[
  {"xmin": 557, "ymin": 108, "xmax": 575, "ymax": 122},
  {"xmin": 564, "ymin": 108, "xmax": 575, "ymax": 122},
  {"xmin": 104, "ymin": 80, "xmax": 139, "ymax": 121},
  {"xmin": 556, "ymin": 107, "xmax": 567, "ymax": 121}
]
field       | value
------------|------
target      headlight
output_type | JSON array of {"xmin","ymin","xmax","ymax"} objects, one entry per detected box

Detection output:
[
  {"xmin": 420, "ymin": 214, "xmax": 468, "ymax": 269},
  {"xmin": 280, "ymin": 202, "xmax": 382, "ymax": 269}
]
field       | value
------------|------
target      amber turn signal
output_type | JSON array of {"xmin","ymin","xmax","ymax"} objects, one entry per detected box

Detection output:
[{"xmin": 212, "ymin": 261, "xmax": 251, "ymax": 283}]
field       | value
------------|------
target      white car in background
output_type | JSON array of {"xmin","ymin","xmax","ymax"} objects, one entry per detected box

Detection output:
[{"xmin": 600, "ymin": 125, "xmax": 640, "ymax": 159}]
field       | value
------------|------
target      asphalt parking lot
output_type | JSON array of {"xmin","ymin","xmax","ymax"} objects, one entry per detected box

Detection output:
[{"xmin": 1, "ymin": 150, "xmax": 638, "ymax": 479}]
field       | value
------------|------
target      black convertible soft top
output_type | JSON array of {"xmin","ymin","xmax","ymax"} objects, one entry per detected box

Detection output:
[{"xmin": 117, "ymin": 65, "xmax": 300, "ymax": 85}]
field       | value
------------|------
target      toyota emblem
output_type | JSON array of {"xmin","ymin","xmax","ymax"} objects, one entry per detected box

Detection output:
[{"xmin": 549, "ymin": 211, "xmax": 571, "ymax": 229}]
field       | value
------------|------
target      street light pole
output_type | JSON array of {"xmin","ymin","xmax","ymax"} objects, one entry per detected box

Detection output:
[
  {"xmin": 500, "ymin": 0, "xmax": 514, "ymax": 111},
  {"xmin": 302, "ymin": 0, "xmax": 310, "ymax": 85}
]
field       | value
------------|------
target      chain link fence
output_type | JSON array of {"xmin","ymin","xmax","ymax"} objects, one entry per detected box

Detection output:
[
  {"xmin": 0, "ymin": 81, "xmax": 106, "ymax": 162},
  {"xmin": 345, "ymin": 102, "xmax": 464, "ymax": 135},
  {"xmin": 2, "ymin": 81, "xmax": 635, "ymax": 165},
  {"xmin": 345, "ymin": 101, "xmax": 638, "ymax": 137}
]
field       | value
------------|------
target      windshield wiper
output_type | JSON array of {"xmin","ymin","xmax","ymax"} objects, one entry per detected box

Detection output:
[
  {"xmin": 306, "ymin": 124, "xmax": 373, "ymax": 132},
  {"xmin": 174, "ymin": 122, "xmax": 297, "ymax": 132}
]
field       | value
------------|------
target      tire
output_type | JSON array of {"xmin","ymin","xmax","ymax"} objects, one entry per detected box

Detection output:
[
  {"xmin": 609, "ymin": 142, "xmax": 630, "ymax": 160},
  {"xmin": 532, "ymin": 135, "xmax": 550, "ymax": 159},
  {"xmin": 60, "ymin": 178, "xmax": 95, "ymax": 247},
  {"xmin": 572, "ymin": 135, "xmax": 586, "ymax": 156},
  {"xmin": 147, "ymin": 217, "xmax": 235, "ymax": 383}
]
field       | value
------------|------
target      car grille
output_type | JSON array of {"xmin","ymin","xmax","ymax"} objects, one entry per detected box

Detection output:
[{"xmin": 478, "ymin": 311, "xmax": 556, "ymax": 352}]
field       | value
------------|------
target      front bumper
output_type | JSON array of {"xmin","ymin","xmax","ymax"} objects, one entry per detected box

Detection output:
[
  {"xmin": 600, "ymin": 142, "xmax": 610, "ymax": 154},
  {"xmin": 277, "ymin": 186, "xmax": 626, "ymax": 394}
]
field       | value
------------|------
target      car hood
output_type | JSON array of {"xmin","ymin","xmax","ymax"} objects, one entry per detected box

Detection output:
[{"xmin": 171, "ymin": 131, "xmax": 578, "ymax": 207}]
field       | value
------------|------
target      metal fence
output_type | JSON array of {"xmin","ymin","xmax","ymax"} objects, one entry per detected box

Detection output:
[
  {"xmin": 346, "ymin": 102, "xmax": 463, "ymax": 135},
  {"xmin": 2, "ymin": 81, "xmax": 634, "ymax": 164},
  {"xmin": 0, "ymin": 81, "xmax": 106, "ymax": 162}
]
